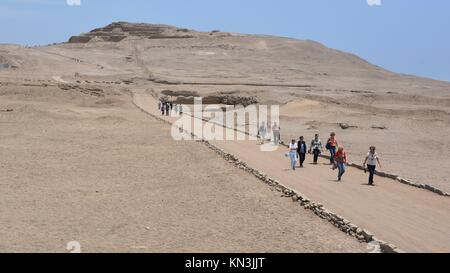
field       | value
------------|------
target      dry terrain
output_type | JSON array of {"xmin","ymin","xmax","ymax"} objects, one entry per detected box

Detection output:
[
  {"xmin": 2, "ymin": 22, "xmax": 449, "ymax": 190},
  {"xmin": 1, "ymin": 22, "xmax": 450, "ymax": 252},
  {"xmin": 0, "ymin": 85, "xmax": 366, "ymax": 252},
  {"xmin": 134, "ymin": 92, "xmax": 450, "ymax": 253}
]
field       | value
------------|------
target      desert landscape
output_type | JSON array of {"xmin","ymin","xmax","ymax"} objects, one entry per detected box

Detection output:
[{"xmin": 1, "ymin": 22, "xmax": 450, "ymax": 253}]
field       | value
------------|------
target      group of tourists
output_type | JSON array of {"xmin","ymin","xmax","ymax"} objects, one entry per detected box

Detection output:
[
  {"xmin": 158, "ymin": 100, "xmax": 183, "ymax": 117},
  {"xmin": 257, "ymin": 122, "xmax": 281, "ymax": 145},
  {"xmin": 157, "ymin": 100, "xmax": 382, "ymax": 185},
  {"xmin": 285, "ymin": 130, "xmax": 382, "ymax": 185}
]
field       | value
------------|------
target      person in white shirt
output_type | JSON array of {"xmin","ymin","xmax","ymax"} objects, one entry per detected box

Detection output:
[
  {"xmin": 272, "ymin": 122, "xmax": 280, "ymax": 145},
  {"xmin": 288, "ymin": 139, "xmax": 298, "ymax": 171},
  {"xmin": 363, "ymin": 146, "xmax": 382, "ymax": 186},
  {"xmin": 309, "ymin": 134, "xmax": 323, "ymax": 164},
  {"xmin": 258, "ymin": 122, "xmax": 267, "ymax": 144}
]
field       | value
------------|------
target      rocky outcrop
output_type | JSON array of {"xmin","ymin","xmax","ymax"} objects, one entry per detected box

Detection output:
[
  {"xmin": 57, "ymin": 84, "xmax": 104, "ymax": 97},
  {"xmin": 339, "ymin": 123, "xmax": 358, "ymax": 130},
  {"xmin": 217, "ymin": 95, "xmax": 259, "ymax": 107},
  {"xmin": 68, "ymin": 22, "xmax": 196, "ymax": 43},
  {"xmin": 68, "ymin": 36, "xmax": 96, "ymax": 44},
  {"xmin": 372, "ymin": 125, "xmax": 387, "ymax": 130}
]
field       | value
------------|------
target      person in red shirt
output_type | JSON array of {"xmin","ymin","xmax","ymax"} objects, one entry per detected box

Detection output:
[
  {"xmin": 333, "ymin": 146, "xmax": 347, "ymax": 181},
  {"xmin": 327, "ymin": 132, "xmax": 339, "ymax": 164}
]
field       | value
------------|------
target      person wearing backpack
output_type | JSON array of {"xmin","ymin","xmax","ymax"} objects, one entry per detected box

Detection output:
[
  {"xmin": 363, "ymin": 146, "xmax": 382, "ymax": 186},
  {"xmin": 326, "ymin": 132, "xmax": 338, "ymax": 164},
  {"xmin": 334, "ymin": 146, "xmax": 347, "ymax": 181}
]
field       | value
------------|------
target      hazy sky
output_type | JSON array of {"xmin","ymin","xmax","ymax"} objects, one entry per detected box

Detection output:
[{"xmin": 0, "ymin": 0, "xmax": 449, "ymax": 82}]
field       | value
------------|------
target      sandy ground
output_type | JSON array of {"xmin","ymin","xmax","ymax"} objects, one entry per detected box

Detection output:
[
  {"xmin": 1, "ymin": 23, "xmax": 450, "ymax": 252},
  {"xmin": 134, "ymin": 92, "xmax": 450, "ymax": 253},
  {"xmin": 0, "ymin": 86, "xmax": 366, "ymax": 253},
  {"xmin": 3, "ymin": 36, "xmax": 446, "ymax": 192}
]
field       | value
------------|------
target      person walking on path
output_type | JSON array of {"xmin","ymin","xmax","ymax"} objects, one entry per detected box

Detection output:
[
  {"xmin": 333, "ymin": 146, "xmax": 348, "ymax": 181},
  {"xmin": 297, "ymin": 136, "xmax": 307, "ymax": 168},
  {"xmin": 363, "ymin": 146, "xmax": 382, "ymax": 186},
  {"xmin": 272, "ymin": 122, "xmax": 281, "ymax": 145},
  {"xmin": 165, "ymin": 103, "xmax": 170, "ymax": 116},
  {"xmin": 258, "ymin": 122, "xmax": 268, "ymax": 145},
  {"xmin": 288, "ymin": 139, "xmax": 299, "ymax": 171},
  {"xmin": 326, "ymin": 132, "xmax": 339, "ymax": 164},
  {"xmin": 161, "ymin": 102, "xmax": 166, "ymax": 116},
  {"xmin": 309, "ymin": 134, "xmax": 323, "ymax": 164}
]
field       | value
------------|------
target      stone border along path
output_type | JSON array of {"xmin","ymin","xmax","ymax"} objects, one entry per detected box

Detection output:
[{"xmin": 131, "ymin": 93, "xmax": 406, "ymax": 253}]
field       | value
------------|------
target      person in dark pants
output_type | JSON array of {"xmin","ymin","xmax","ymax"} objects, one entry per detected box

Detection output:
[
  {"xmin": 363, "ymin": 146, "xmax": 382, "ymax": 186},
  {"xmin": 161, "ymin": 102, "xmax": 166, "ymax": 115},
  {"xmin": 165, "ymin": 103, "xmax": 170, "ymax": 116},
  {"xmin": 297, "ymin": 136, "xmax": 307, "ymax": 168},
  {"xmin": 309, "ymin": 134, "xmax": 323, "ymax": 164}
]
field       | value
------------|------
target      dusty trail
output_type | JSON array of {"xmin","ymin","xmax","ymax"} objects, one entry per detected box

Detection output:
[{"xmin": 133, "ymin": 91, "xmax": 450, "ymax": 253}]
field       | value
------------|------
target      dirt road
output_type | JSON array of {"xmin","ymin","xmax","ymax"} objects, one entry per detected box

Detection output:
[{"xmin": 133, "ymin": 91, "xmax": 450, "ymax": 253}]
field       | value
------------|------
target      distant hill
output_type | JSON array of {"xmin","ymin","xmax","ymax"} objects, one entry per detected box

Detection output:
[{"xmin": 1, "ymin": 22, "xmax": 449, "ymax": 101}]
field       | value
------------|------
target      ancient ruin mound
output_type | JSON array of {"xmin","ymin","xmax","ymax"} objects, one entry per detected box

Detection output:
[{"xmin": 68, "ymin": 22, "xmax": 197, "ymax": 43}]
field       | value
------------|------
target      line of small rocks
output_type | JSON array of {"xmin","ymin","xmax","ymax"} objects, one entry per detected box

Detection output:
[
  {"xmin": 346, "ymin": 161, "xmax": 449, "ymax": 197},
  {"xmin": 131, "ymin": 97, "xmax": 403, "ymax": 253}
]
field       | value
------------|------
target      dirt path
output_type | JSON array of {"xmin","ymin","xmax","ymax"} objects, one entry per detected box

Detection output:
[{"xmin": 133, "ymin": 91, "xmax": 450, "ymax": 253}]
